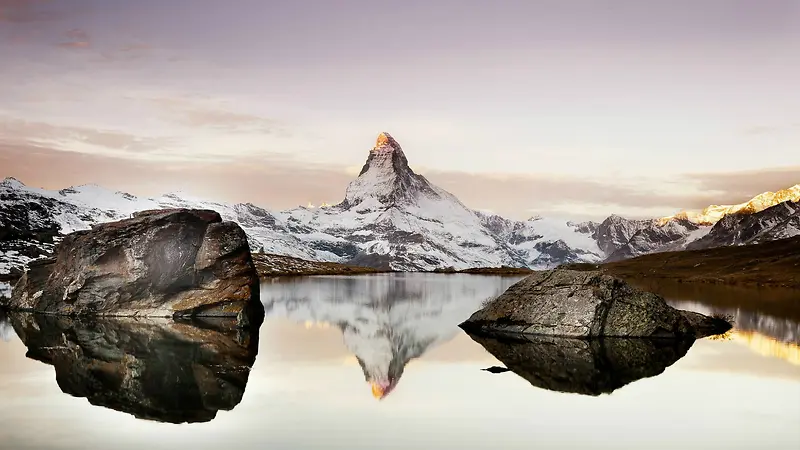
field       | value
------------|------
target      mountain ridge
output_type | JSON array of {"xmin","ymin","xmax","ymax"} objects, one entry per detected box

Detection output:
[{"xmin": 1, "ymin": 134, "xmax": 798, "ymax": 276}]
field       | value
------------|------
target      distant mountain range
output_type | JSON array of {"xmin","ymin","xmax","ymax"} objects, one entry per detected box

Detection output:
[{"xmin": 1, "ymin": 132, "xmax": 798, "ymax": 276}]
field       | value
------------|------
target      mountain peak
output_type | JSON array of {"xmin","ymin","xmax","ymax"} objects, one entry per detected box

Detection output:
[
  {"xmin": 659, "ymin": 183, "xmax": 800, "ymax": 225},
  {"xmin": 356, "ymin": 132, "xmax": 411, "ymax": 178},
  {"xmin": 1, "ymin": 177, "xmax": 25, "ymax": 189},
  {"xmin": 342, "ymin": 133, "xmax": 442, "ymax": 209},
  {"xmin": 374, "ymin": 132, "xmax": 400, "ymax": 151}
]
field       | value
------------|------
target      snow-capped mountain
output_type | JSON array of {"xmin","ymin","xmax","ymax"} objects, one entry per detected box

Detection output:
[
  {"xmin": 1, "ymin": 132, "xmax": 798, "ymax": 275},
  {"xmin": 687, "ymin": 200, "xmax": 800, "ymax": 250},
  {"xmin": 0, "ymin": 132, "xmax": 603, "ymax": 274},
  {"xmin": 597, "ymin": 185, "xmax": 800, "ymax": 261},
  {"xmin": 660, "ymin": 184, "xmax": 800, "ymax": 225},
  {"xmin": 279, "ymin": 133, "xmax": 603, "ymax": 270},
  {"xmin": 260, "ymin": 274, "xmax": 521, "ymax": 399}
]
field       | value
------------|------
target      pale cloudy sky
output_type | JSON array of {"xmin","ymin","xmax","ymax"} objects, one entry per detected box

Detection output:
[{"xmin": 1, "ymin": 0, "xmax": 799, "ymax": 219}]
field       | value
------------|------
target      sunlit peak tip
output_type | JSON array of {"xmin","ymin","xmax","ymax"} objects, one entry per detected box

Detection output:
[
  {"xmin": 374, "ymin": 132, "xmax": 399, "ymax": 149},
  {"xmin": 370, "ymin": 382, "xmax": 389, "ymax": 400}
]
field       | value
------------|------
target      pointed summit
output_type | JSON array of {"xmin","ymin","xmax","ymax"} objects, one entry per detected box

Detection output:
[
  {"xmin": 342, "ymin": 132, "xmax": 439, "ymax": 209},
  {"xmin": 373, "ymin": 132, "xmax": 401, "ymax": 151}
]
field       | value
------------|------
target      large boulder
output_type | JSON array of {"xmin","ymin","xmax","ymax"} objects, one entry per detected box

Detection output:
[
  {"xmin": 3, "ymin": 209, "xmax": 263, "ymax": 328},
  {"xmin": 460, "ymin": 268, "xmax": 731, "ymax": 338},
  {"xmin": 8, "ymin": 313, "xmax": 259, "ymax": 423}
]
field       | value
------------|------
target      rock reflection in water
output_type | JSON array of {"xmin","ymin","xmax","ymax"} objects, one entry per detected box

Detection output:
[
  {"xmin": 467, "ymin": 333, "xmax": 694, "ymax": 396},
  {"xmin": 8, "ymin": 313, "xmax": 259, "ymax": 424}
]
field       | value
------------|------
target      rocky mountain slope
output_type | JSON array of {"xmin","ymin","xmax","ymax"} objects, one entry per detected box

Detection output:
[
  {"xmin": 597, "ymin": 185, "xmax": 800, "ymax": 262},
  {"xmin": 687, "ymin": 200, "xmax": 800, "ymax": 249},
  {"xmin": 1, "ymin": 132, "xmax": 798, "ymax": 276},
  {"xmin": 0, "ymin": 133, "xmax": 602, "ymax": 275}
]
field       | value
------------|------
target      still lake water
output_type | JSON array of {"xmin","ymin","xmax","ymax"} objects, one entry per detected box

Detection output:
[{"xmin": 1, "ymin": 273, "xmax": 799, "ymax": 450}]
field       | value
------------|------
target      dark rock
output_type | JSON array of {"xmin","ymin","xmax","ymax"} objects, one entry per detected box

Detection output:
[
  {"xmin": 593, "ymin": 215, "xmax": 652, "ymax": 256},
  {"xmin": 481, "ymin": 366, "xmax": 511, "ymax": 374},
  {"xmin": 460, "ymin": 268, "xmax": 731, "ymax": 338},
  {"xmin": 8, "ymin": 313, "xmax": 258, "ymax": 423},
  {"xmin": 466, "ymin": 333, "xmax": 694, "ymax": 396},
  {"xmin": 5, "ymin": 209, "xmax": 263, "ymax": 328},
  {"xmin": 605, "ymin": 218, "xmax": 700, "ymax": 262},
  {"xmin": 531, "ymin": 239, "xmax": 595, "ymax": 267}
]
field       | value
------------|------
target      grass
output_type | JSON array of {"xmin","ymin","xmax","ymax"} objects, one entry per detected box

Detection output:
[{"xmin": 601, "ymin": 236, "xmax": 800, "ymax": 289}]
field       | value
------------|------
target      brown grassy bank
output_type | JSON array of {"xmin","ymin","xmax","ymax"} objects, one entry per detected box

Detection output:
[{"xmin": 599, "ymin": 236, "xmax": 800, "ymax": 289}]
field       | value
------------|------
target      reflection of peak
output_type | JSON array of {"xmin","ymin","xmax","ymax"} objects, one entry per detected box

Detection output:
[
  {"xmin": 8, "ymin": 314, "xmax": 259, "ymax": 424},
  {"xmin": 261, "ymin": 275, "xmax": 520, "ymax": 400},
  {"xmin": 348, "ymin": 325, "xmax": 437, "ymax": 400}
]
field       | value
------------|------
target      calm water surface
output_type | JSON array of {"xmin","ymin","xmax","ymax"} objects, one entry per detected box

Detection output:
[{"xmin": 1, "ymin": 273, "xmax": 799, "ymax": 450}]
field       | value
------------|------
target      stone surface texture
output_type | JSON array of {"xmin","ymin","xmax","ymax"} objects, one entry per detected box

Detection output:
[
  {"xmin": 460, "ymin": 268, "xmax": 730, "ymax": 338},
  {"xmin": 4, "ymin": 209, "xmax": 263, "ymax": 328}
]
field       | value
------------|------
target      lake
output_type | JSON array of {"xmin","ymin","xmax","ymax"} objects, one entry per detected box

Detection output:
[{"xmin": 1, "ymin": 273, "xmax": 799, "ymax": 450}]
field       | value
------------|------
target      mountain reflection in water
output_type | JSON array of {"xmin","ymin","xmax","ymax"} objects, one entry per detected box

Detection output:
[
  {"xmin": 5, "ymin": 313, "xmax": 259, "ymax": 424},
  {"xmin": 261, "ymin": 274, "xmax": 523, "ymax": 399}
]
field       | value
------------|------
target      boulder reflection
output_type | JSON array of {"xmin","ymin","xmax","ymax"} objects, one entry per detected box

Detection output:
[
  {"xmin": 8, "ymin": 313, "xmax": 259, "ymax": 424},
  {"xmin": 467, "ymin": 333, "xmax": 694, "ymax": 396}
]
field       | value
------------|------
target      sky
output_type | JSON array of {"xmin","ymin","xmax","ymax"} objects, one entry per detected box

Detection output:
[{"xmin": 0, "ymin": 0, "xmax": 799, "ymax": 220}]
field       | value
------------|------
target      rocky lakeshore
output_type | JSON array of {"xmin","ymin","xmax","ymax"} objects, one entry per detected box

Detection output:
[
  {"xmin": 460, "ymin": 267, "xmax": 732, "ymax": 339},
  {"xmin": 2, "ymin": 209, "xmax": 264, "ymax": 329}
]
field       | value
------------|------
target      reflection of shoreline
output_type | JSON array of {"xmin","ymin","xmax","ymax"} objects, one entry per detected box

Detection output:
[
  {"xmin": 731, "ymin": 330, "xmax": 800, "ymax": 366},
  {"xmin": 668, "ymin": 300, "xmax": 800, "ymax": 345},
  {"xmin": 627, "ymin": 279, "xmax": 800, "ymax": 322},
  {"xmin": 669, "ymin": 300, "xmax": 800, "ymax": 365},
  {"xmin": 262, "ymin": 274, "xmax": 521, "ymax": 399}
]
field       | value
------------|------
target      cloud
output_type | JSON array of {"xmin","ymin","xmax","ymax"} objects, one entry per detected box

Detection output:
[
  {"xmin": 150, "ymin": 97, "xmax": 288, "ymax": 134},
  {"xmin": 0, "ymin": 141, "xmax": 353, "ymax": 210},
  {"xmin": 421, "ymin": 170, "xmax": 725, "ymax": 220},
  {"xmin": 0, "ymin": 117, "xmax": 181, "ymax": 161},
  {"xmin": 6, "ymin": 138, "xmax": 790, "ymax": 221},
  {"xmin": 119, "ymin": 43, "xmax": 151, "ymax": 52},
  {"xmin": 1, "ymin": 117, "xmax": 796, "ymax": 220},
  {"xmin": 0, "ymin": 0, "xmax": 61, "ymax": 23},
  {"xmin": 742, "ymin": 123, "xmax": 800, "ymax": 136},
  {"xmin": 681, "ymin": 167, "xmax": 800, "ymax": 203},
  {"xmin": 56, "ymin": 27, "xmax": 90, "ymax": 48}
]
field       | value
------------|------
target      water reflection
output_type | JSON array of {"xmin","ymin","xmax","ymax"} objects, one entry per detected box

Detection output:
[
  {"xmin": 7, "ymin": 313, "xmax": 259, "ymax": 424},
  {"xmin": 0, "ymin": 309, "xmax": 12, "ymax": 342},
  {"xmin": 467, "ymin": 333, "xmax": 695, "ymax": 396},
  {"xmin": 627, "ymin": 279, "xmax": 800, "ymax": 366},
  {"xmin": 261, "ymin": 274, "xmax": 523, "ymax": 399}
]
